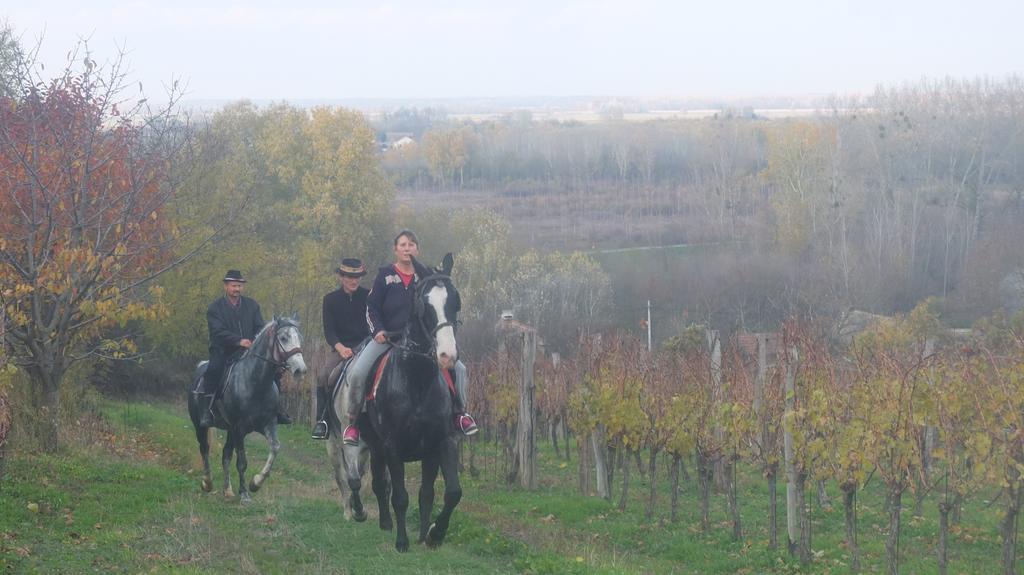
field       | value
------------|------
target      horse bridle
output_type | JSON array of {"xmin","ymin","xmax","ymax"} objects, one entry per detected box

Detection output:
[
  {"xmin": 399, "ymin": 273, "xmax": 459, "ymax": 362},
  {"xmin": 254, "ymin": 321, "xmax": 303, "ymax": 371}
]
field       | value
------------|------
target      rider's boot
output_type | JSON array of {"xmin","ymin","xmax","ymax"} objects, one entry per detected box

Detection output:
[
  {"xmin": 342, "ymin": 422, "xmax": 360, "ymax": 446},
  {"xmin": 311, "ymin": 386, "xmax": 330, "ymax": 440},
  {"xmin": 199, "ymin": 393, "xmax": 217, "ymax": 428},
  {"xmin": 273, "ymin": 376, "xmax": 293, "ymax": 425},
  {"xmin": 449, "ymin": 371, "xmax": 478, "ymax": 436},
  {"xmin": 456, "ymin": 413, "xmax": 479, "ymax": 436}
]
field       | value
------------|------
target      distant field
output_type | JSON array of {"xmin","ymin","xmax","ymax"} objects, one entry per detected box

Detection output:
[{"xmin": 448, "ymin": 108, "xmax": 861, "ymax": 124}]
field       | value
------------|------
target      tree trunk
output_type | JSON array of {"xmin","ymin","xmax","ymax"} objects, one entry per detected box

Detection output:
[
  {"xmin": 670, "ymin": 453, "xmax": 682, "ymax": 523},
  {"xmin": 768, "ymin": 465, "xmax": 779, "ymax": 550},
  {"xmin": 817, "ymin": 479, "xmax": 832, "ymax": 511},
  {"xmin": 885, "ymin": 486, "xmax": 904, "ymax": 575},
  {"xmin": 618, "ymin": 448, "xmax": 632, "ymax": 511},
  {"xmin": 1000, "ymin": 482, "xmax": 1021, "ymax": 575},
  {"xmin": 951, "ymin": 491, "xmax": 963, "ymax": 525},
  {"xmin": 698, "ymin": 451, "xmax": 712, "ymax": 534},
  {"xmin": 937, "ymin": 500, "xmax": 951, "ymax": 575},
  {"xmin": 561, "ymin": 418, "xmax": 572, "ymax": 462},
  {"xmin": 796, "ymin": 471, "xmax": 811, "ymax": 565},
  {"xmin": 591, "ymin": 428, "xmax": 609, "ymax": 499},
  {"xmin": 578, "ymin": 432, "xmax": 591, "ymax": 495},
  {"xmin": 726, "ymin": 456, "xmax": 742, "ymax": 539},
  {"xmin": 843, "ymin": 485, "xmax": 861, "ymax": 573},
  {"xmin": 645, "ymin": 447, "xmax": 658, "ymax": 521},
  {"xmin": 607, "ymin": 443, "xmax": 617, "ymax": 496},
  {"xmin": 38, "ymin": 369, "xmax": 63, "ymax": 453},
  {"xmin": 550, "ymin": 417, "xmax": 561, "ymax": 459}
]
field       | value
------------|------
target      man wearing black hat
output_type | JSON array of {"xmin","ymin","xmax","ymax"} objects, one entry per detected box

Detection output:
[
  {"xmin": 312, "ymin": 258, "xmax": 370, "ymax": 439},
  {"xmin": 196, "ymin": 269, "xmax": 292, "ymax": 428}
]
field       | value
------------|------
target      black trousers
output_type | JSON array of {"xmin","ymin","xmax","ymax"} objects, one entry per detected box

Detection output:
[{"xmin": 199, "ymin": 348, "xmax": 244, "ymax": 395}]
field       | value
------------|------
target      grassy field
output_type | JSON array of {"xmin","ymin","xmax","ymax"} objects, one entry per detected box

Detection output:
[{"xmin": 0, "ymin": 399, "xmax": 1013, "ymax": 574}]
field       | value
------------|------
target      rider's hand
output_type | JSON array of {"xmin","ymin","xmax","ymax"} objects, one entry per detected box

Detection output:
[
  {"xmin": 239, "ymin": 339, "xmax": 253, "ymax": 348},
  {"xmin": 374, "ymin": 331, "xmax": 387, "ymax": 344},
  {"xmin": 336, "ymin": 344, "xmax": 353, "ymax": 359}
]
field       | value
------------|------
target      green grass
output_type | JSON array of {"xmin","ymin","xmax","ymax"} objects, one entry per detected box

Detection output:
[{"xmin": 1, "ymin": 400, "xmax": 1016, "ymax": 574}]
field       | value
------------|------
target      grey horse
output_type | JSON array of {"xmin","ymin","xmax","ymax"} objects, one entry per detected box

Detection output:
[
  {"xmin": 325, "ymin": 356, "xmax": 381, "ymax": 522},
  {"xmin": 188, "ymin": 314, "xmax": 308, "ymax": 503}
]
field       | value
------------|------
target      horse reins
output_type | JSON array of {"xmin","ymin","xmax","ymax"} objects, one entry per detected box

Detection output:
[
  {"xmin": 390, "ymin": 273, "xmax": 459, "ymax": 363},
  {"xmin": 252, "ymin": 321, "xmax": 303, "ymax": 372}
]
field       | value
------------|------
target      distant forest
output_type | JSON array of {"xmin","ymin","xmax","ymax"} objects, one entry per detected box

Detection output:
[{"xmin": 377, "ymin": 78, "xmax": 1024, "ymax": 329}]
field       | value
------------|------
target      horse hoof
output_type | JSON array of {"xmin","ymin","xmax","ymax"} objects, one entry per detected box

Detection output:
[
  {"xmin": 223, "ymin": 488, "xmax": 235, "ymax": 499},
  {"xmin": 240, "ymin": 493, "xmax": 252, "ymax": 504},
  {"xmin": 249, "ymin": 476, "xmax": 263, "ymax": 492},
  {"xmin": 353, "ymin": 509, "xmax": 367, "ymax": 523},
  {"xmin": 396, "ymin": 539, "xmax": 409, "ymax": 553},
  {"xmin": 379, "ymin": 518, "xmax": 393, "ymax": 532},
  {"xmin": 425, "ymin": 523, "xmax": 444, "ymax": 548},
  {"xmin": 201, "ymin": 478, "xmax": 212, "ymax": 492}
]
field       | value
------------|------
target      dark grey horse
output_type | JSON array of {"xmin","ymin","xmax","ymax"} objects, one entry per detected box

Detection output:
[
  {"xmin": 359, "ymin": 254, "xmax": 463, "ymax": 551},
  {"xmin": 188, "ymin": 314, "xmax": 307, "ymax": 503}
]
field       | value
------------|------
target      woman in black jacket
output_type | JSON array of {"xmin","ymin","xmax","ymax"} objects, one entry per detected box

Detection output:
[{"xmin": 340, "ymin": 230, "xmax": 477, "ymax": 445}]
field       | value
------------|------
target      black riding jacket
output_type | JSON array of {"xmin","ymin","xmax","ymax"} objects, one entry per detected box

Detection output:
[
  {"xmin": 366, "ymin": 265, "xmax": 417, "ymax": 335},
  {"xmin": 322, "ymin": 286, "xmax": 370, "ymax": 349},
  {"xmin": 207, "ymin": 295, "xmax": 265, "ymax": 357}
]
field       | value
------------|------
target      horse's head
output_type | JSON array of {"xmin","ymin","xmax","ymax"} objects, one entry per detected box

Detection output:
[
  {"xmin": 272, "ymin": 313, "xmax": 308, "ymax": 376},
  {"xmin": 411, "ymin": 253, "xmax": 460, "ymax": 370}
]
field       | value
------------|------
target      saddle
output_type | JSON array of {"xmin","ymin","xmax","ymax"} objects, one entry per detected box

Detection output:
[
  {"xmin": 192, "ymin": 361, "xmax": 238, "ymax": 397},
  {"xmin": 365, "ymin": 351, "xmax": 456, "ymax": 402}
]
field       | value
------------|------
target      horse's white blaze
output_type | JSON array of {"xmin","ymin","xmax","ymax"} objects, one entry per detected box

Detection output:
[
  {"xmin": 282, "ymin": 327, "xmax": 307, "ymax": 374},
  {"xmin": 427, "ymin": 285, "xmax": 457, "ymax": 367}
]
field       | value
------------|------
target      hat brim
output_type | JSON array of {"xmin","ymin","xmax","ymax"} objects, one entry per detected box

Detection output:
[
  {"xmin": 336, "ymin": 267, "xmax": 367, "ymax": 278},
  {"xmin": 223, "ymin": 277, "xmax": 247, "ymax": 283}
]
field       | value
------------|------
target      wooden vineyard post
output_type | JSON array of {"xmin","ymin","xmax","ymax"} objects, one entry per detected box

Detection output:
[
  {"xmin": 707, "ymin": 329, "xmax": 726, "ymax": 490},
  {"xmin": 516, "ymin": 330, "xmax": 538, "ymax": 489},
  {"xmin": 783, "ymin": 344, "xmax": 799, "ymax": 554}
]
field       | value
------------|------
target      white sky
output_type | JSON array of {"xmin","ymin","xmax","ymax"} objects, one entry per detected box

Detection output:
[{"xmin": 3, "ymin": 0, "xmax": 1022, "ymax": 101}]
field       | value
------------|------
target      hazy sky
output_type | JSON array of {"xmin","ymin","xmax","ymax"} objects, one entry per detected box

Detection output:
[{"xmin": 3, "ymin": 0, "xmax": 1022, "ymax": 101}]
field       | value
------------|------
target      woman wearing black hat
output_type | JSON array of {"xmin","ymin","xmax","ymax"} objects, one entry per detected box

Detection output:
[{"xmin": 311, "ymin": 258, "xmax": 369, "ymax": 439}]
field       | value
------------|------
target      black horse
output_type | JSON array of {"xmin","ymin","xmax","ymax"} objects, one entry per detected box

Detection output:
[
  {"xmin": 187, "ymin": 314, "xmax": 307, "ymax": 503},
  {"xmin": 359, "ymin": 253, "xmax": 464, "ymax": 551}
]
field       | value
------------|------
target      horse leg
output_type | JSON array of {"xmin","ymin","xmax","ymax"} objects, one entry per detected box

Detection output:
[
  {"xmin": 387, "ymin": 455, "xmax": 410, "ymax": 552},
  {"xmin": 346, "ymin": 444, "xmax": 368, "ymax": 522},
  {"xmin": 196, "ymin": 426, "xmax": 213, "ymax": 492},
  {"xmin": 249, "ymin": 425, "xmax": 280, "ymax": 493},
  {"xmin": 221, "ymin": 431, "xmax": 235, "ymax": 498},
  {"xmin": 328, "ymin": 436, "xmax": 352, "ymax": 519},
  {"xmin": 426, "ymin": 439, "xmax": 463, "ymax": 548},
  {"xmin": 235, "ymin": 432, "xmax": 251, "ymax": 504},
  {"xmin": 371, "ymin": 451, "xmax": 392, "ymax": 531},
  {"xmin": 418, "ymin": 455, "xmax": 440, "ymax": 544}
]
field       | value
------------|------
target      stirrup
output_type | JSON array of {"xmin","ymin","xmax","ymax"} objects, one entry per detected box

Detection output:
[{"xmin": 312, "ymin": 420, "xmax": 329, "ymax": 440}]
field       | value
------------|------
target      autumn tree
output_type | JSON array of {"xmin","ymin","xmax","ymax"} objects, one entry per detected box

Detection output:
[
  {"xmin": 149, "ymin": 102, "xmax": 392, "ymax": 364},
  {"xmin": 0, "ymin": 49, "xmax": 193, "ymax": 450},
  {"xmin": 422, "ymin": 127, "xmax": 475, "ymax": 189}
]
